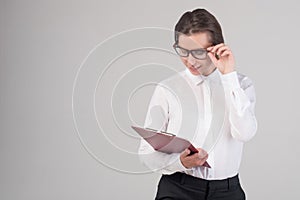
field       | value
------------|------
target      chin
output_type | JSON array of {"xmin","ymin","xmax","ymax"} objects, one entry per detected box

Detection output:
[{"xmin": 188, "ymin": 68, "xmax": 201, "ymax": 75}]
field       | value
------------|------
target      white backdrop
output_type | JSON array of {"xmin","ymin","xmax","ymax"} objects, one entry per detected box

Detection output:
[{"xmin": 1, "ymin": 0, "xmax": 299, "ymax": 199}]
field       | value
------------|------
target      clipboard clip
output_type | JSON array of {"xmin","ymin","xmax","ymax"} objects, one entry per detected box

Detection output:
[{"xmin": 145, "ymin": 127, "xmax": 175, "ymax": 136}]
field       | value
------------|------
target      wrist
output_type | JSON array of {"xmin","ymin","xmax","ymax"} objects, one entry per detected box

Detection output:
[
  {"xmin": 220, "ymin": 71, "xmax": 241, "ymax": 91},
  {"xmin": 179, "ymin": 156, "xmax": 191, "ymax": 169},
  {"xmin": 221, "ymin": 68, "xmax": 235, "ymax": 75}
]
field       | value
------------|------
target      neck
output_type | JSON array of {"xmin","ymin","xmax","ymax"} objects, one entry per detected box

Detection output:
[{"xmin": 203, "ymin": 66, "xmax": 217, "ymax": 76}]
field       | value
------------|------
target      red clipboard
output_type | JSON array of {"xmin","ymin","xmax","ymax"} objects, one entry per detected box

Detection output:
[{"xmin": 132, "ymin": 126, "xmax": 211, "ymax": 168}]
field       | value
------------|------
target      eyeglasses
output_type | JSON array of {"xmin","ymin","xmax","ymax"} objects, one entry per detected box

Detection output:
[{"xmin": 173, "ymin": 43, "xmax": 210, "ymax": 60}]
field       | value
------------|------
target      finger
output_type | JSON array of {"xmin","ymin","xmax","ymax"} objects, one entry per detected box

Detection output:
[
  {"xmin": 181, "ymin": 148, "xmax": 191, "ymax": 157},
  {"xmin": 220, "ymin": 50, "xmax": 232, "ymax": 57},
  {"xmin": 208, "ymin": 51, "xmax": 218, "ymax": 65},
  {"xmin": 196, "ymin": 154, "xmax": 209, "ymax": 166},
  {"xmin": 197, "ymin": 149, "xmax": 208, "ymax": 159},
  {"xmin": 200, "ymin": 155, "xmax": 209, "ymax": 165},
  {"xmin": 207, "ymin": 43, "xmax": 225, "ymax": 53},
  {"xmin": 202, "ymin": 154, "xmax": 209, "ymax": 161},
  {"xmin": 216, "ymin": 46, "xmax": 230, "ymax": 55}
]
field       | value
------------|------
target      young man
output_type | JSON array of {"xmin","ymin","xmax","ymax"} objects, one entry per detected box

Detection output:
[{"xmin": 138, "ymin": 8, "xmax": 257, "ymax": 200}]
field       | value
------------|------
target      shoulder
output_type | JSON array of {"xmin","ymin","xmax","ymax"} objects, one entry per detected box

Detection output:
[
  {"xmin": 158, "ymin": 70, "xmax": 187, "ymax": 89},
  {"xmin": 155, "ymin": 70, "xmax": 189, "ymax": 98},
  {"xmin": 160, "ymin": 70, "xmax": 186, "ymax": 84},
  {"xmin": 152, "ymin": 70, "xmax": 185, "ymax": 91}
]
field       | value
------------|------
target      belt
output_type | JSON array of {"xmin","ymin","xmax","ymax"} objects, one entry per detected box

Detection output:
[{"xmin": 163, "ymin": 172, "xmax": 240, "ymax": 191}]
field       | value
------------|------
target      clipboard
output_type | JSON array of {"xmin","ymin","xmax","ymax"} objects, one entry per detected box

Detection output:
[{"xmin": 132, "ymin": 126, "xmax": 211, "ymax": 168}]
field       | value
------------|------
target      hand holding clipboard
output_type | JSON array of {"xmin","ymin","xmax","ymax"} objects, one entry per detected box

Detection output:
[{"xmin": 132, "ymin": 126, "xmax": 211, "ymax": 168}]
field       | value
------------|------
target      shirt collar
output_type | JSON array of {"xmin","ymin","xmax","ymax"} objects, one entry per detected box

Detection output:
[
  {"xmin": 184, "ymin": 67, "xmax": 220, "ymax": 85},
  {"xmin": 184, "ymin": 68, "xmax": 204, "ymax": 85}
]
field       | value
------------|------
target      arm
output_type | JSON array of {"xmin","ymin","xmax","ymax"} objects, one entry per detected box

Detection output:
[
  {"xmin": 138, "ymin": 84, "xmax": 189, "ymax": 174},
  {"xmin": 221, "ymin": 71, "xmax": 258, "ymax": 142},
  {"xmin": 207, "ymin": 43, "xmax": 258, "ymax": 142}
]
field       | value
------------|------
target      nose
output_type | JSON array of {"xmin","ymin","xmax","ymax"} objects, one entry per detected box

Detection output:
[{"xmin": 187, "ymin": 54, "xmax": 196, "ymax": 65}]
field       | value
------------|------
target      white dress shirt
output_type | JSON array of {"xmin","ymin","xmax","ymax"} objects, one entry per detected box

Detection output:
[{"xmin": 138, "ymin": 68, "xmax": 257, "ymax": 180}]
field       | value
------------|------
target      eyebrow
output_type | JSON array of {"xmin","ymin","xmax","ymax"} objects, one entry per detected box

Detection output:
[{"xmin": 176, "ymin": 45, "xmax": 208, "ymax": 51}]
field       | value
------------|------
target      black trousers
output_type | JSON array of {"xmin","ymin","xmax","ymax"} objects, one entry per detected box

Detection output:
[{"xmin": 155, "ymin": 172, "xmax": 246, "ymax": 200}]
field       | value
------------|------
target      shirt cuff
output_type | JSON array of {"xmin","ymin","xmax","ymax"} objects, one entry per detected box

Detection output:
[
  {"xmin": 220, "ymin": 71, "xmax": 241, "ymax": 91},
  {"xmin": 167, "ymin": 154, "xmax": 192, "ymax": 172}
]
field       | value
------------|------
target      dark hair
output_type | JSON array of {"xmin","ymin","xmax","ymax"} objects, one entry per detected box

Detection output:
[{"xmin": 174, "ymin": 8, "xmax": 224, "ymax": 45}]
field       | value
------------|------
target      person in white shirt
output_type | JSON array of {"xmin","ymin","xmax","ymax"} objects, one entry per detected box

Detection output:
[{"xmin": 138, "ymin": 8, "xmax": 257, "ymax": 200}]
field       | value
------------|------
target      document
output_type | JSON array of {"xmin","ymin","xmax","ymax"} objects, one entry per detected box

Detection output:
[{"xmin": 132, "ymin": 126, "xmax": 211, "ymax": 168}]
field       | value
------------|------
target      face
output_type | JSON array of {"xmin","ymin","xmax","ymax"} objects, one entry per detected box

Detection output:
[{"xmin": 177, "ymin": 32, "xmax": 216, "ymax": 76}]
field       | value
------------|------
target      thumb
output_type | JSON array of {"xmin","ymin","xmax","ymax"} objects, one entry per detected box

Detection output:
[{"xmin": 181, "ymin": 148, "xmax": 191, "ymax": 157}]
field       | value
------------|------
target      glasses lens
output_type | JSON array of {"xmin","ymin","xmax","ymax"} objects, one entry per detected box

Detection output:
[
  {"xmin": 192, "ymin": 49, "xmax": 207, "ymax": 59},
  {"xmin": 174, "ymin": 46, "xmax": 188, "ymax": 57}
]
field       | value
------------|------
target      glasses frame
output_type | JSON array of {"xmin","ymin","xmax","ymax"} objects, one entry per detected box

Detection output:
[{"xmin": 173, "ymin": 43, "xmax": 212, "ymax": 60}]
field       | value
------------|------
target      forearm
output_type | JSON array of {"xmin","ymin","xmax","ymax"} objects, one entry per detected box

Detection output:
[
  {"xmin": 221, "ymin": 71, "xmax": 258, "ymax": 142},
  {"xmin": 228, "ymin": 100, "xmax": 258, "ymax": 142},
  {"xmin": 138, "ymin": 139, "xmax": 188, "ymax": 174}
]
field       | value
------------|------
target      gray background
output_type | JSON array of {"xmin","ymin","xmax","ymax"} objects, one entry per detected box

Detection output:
[{"xmin": 1, "ymin": 0, "xmax": 300, "ymax": 199}]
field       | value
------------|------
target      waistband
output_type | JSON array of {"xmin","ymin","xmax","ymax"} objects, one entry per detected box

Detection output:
[{"xmin": 162, "ymin": 172, "xmax": 240, "ymax": 191}]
